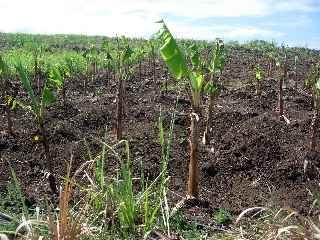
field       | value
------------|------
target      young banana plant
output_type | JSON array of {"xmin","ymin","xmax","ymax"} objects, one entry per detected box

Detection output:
[
  {"xmin": 203, "ymin": 39, "xmax": 227, "ymax": 145},
  {"xmin": 305, "ymin": 63, "xmax": 320, "ymax": 151},
  {"xmin": 28, "ymin": 42, "xmax": 44, "ymax": 94},
  {"xmin": 148, "ymin": 40, "xmax": 156, "ymax": 82},
  {"xmin": 267, "ymin": 50, "xmax": 276, "ymax": 77},
  {"xmin": 0, "ymin": 55, "xmax": 15, "ymax": 135},
  {"xmin": 60, "ymin": 57, "xmax": 73, "ymax": 107},
  {"xmin": 156, "ymin": 20, "xmax": 212, "ymax": 198},
  {"xmin": 114, "ymin": 37, "xmax": 134, "ymax": 140},
  {"xmin": 83, "ymin": 45, "xmax": 98, "ymax": 93},
  {"xmin": 294, "ymin": 55, "xmax": 299, "ymax": 89},
  {"xmin": 135, "ymin": 47, "xmax": 146, "ymax": 82},
  {"xmin": 255, "ymin": 64, "xmax": 264, "ymax": 96},
  {"xmin": 15, "ymin": 61, "xmax": 63, "ymax": 194},
  {"xmin": 275, "ymin": 46, "xmax": 288, "ymax": 121},
  {"xmin": 101, "ymin": 39, "xmax": 113, "ymax": 81}
]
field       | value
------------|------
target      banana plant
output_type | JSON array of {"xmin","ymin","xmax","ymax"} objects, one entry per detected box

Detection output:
[
  {"xmin": 305, "ymin": 64, "xmax": 320, "ymax": 151},
  {"xmin": 294, "ymin": 55, "xmax": 299, "ymax": 89},
  {"xmin": 203, "ymin": 39, "xmax": 227, "ymax": 145},
  {"xmin": 0, "ymin": 55, "xmax": 15, "ymax": 135},
  {"xmin": 60, "ymin": 57, "xmax": 74, "ymax": 107},
  {"xmin": 26, "ymin": 42, "xmax": 45, "ymax": 94},
  {"xmin": 156, "ymin": 20, "xmax": 213, "ymax": 198},
  {"xmin": 255, "ymin": 64, "xmax": 264, "ymax": 96},
  {"xmin": 114, "ymin": 37, "xmax": 134, "ymax": 140},
  {"xmin": 148, "ymin": 40, "xmax": 156, "ymax": 82},
  {"xmin": 134, "ymin": 47, "xmax": 146, "ymax": 82},
  {"xmin": 14, "ymin": 61, "xmax": 63, "ymax": 194},
  {"xmin": 275, "ymin": 46, "xmax": 288, "ymax": 120},
  {"xmin": 266, "ymin": 50, "xmax": 276, "ymax": 77},
  {"xmin": 83, "ymin": 45, "xmax": 98, "ymax": 93},
  {"xmin": 101, "ymin": 39, "xmax": 114, "ymax": 81}
]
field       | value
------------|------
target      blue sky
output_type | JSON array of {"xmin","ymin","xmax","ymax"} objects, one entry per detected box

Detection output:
[{"xmin": 0, "ymin": 0, "xmax": 319, "ymax": 49}]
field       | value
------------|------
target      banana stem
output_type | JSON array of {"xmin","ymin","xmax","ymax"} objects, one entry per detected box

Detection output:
[
  {"xmin": 188, "ymin": 107, "xmax": 200, "ymax": 198},
  {"xmin": 38, "ymin": 118, "xmax": 57, "ymax": 194},
  {"xmin": 116, "ymin": 78, "xmax": 124, "ymax": 140}
]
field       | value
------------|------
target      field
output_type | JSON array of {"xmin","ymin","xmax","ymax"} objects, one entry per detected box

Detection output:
[{"xmin": 1, "ymin": 32, "xmax": 320, "ymax": 239}]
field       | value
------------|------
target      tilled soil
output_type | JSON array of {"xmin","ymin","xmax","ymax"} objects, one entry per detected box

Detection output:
[{"xmin": 1, "ymin": 51, "xmax": 320, "ymax": 220}]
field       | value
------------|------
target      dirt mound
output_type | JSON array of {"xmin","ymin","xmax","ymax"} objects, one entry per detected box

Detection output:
[{"xmin": 201, "ymin": 110, "xmax": 319, "ymax": 214}]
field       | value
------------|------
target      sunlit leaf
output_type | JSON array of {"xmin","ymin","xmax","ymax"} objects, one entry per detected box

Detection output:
[
  {"xmin": 190, "ymin": 72, "xmax": 204, "ymax": 92},
  {"xmin": 188, "ymin": 44, "xmax": 200, "ymax": 70},
  {"xmin": 209, "ymin": 39, "xmax": 227, "ymax": 76},
  {"xmin": 255, "ymin": 65, "xmax": 263, "ymax": 81},
  {"xmin": 48, "ymin": 66, "xmax": 63, "ymax": 88},
  {"xmin": 157, "ymin": 21, "xmax": 189, "ymax": 80},
  {"xmin": 256, "ymin": 72, "xmax": 262, "ymax": 80}
]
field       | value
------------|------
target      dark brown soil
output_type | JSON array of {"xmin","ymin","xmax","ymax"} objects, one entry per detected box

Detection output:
[{"xmin": 1, "ymin": 50, "xmax": 320, "ymax": 223}]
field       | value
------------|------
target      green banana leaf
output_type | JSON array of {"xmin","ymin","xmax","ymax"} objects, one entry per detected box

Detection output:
[
  {"xmin": 42, "ymin": 65, "xmax": 64, "ymax": 107},
  {"xmin": 188, "ymin": 44, "xmax": 200, "ymax": 70},
  {"xmin": 210, "ymin": 40, "xmax": 226, "ymax": 75},
  {"xmin": 48, "ymin": 66, "xmax": 63, "ymax": 88},
  {"xmin": 190, "ymin": 71, "xmax": 204, "ymax": 93},
  {"xmin": 156, "ymin": 21, "xmax": 189, "ymax": 80},
  {"xmin": 15, "ymin": 61, "xmax": 39, "ymax": 114},
  {"xmin": 255, "ymin": 65, "xmax": 263, "ymax": 81},
  {"xmin": 256, "ymin": 71, "xmax": 262, "ymax": 81}
]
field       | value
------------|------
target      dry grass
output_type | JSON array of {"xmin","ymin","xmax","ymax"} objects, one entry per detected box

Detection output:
[{"xmin": 235, "ymin": 207, "xmax": 320, "ymax": 239}]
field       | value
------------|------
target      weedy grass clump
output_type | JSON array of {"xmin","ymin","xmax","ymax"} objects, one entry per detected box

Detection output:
[
  {"xmin": 213, "ymin": 208, "xmax": 233, "ymax": 225},
  {"xmin": 168, "ymin": 211, "xmax": 205, "ymax": 239},
  {"xmin": 0, "ymin": 109, "xmax": 176, "ymax": 239}
]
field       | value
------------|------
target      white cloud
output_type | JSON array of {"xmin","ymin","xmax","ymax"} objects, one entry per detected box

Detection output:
[
  {"xmin": 272, "ymin": 0, "xmax": 317, "ymax": 12},
  {"xmin": 83, "ymin": 0, "xmax": 318, "ymax": 18},
  {"xmin": 0, "ymin": 0, "xmax": 317, "ymax": 42},
  {"xmin": 164, "ymin": 22, "xmax": 284, "ymax": 41},
  {"xmin": 263, "ymin": 15, "xmax": 312, "ymax": 28},
  {"xmin": 223, "ymin": 27, "xmax": 284, "ymax": 39}
]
